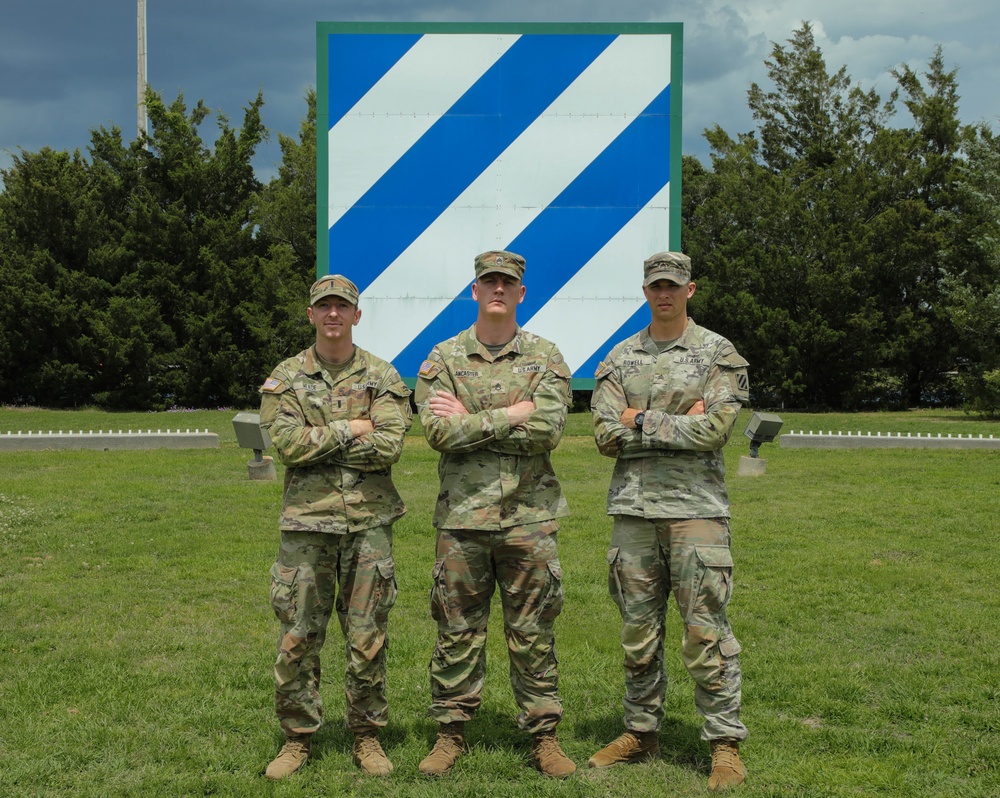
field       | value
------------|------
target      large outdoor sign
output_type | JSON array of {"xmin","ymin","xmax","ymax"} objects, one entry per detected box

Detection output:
[{"xmin": 316, "ymin": 22, "xmax": 683, "ymax": 385}]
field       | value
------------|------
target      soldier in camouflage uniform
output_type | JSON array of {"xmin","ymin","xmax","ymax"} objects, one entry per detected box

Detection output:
[
  {"xmin": 589, "ymin": 252, "xmax": 750, "ymax": 791},
  {"xmin": 258, "ymin": 275, "xmax": 412, "ymax": 780},
  {"xmin": 414, "ymin": 250, "xmax": 576, "ymax": 779}
]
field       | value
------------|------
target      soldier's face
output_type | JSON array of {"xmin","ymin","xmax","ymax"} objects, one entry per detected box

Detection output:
[
  {"xmin": 472, "ymin": 273, "xmax": 525, "ymax": 319},
  {"xmin": 308, "ymin": 295, "xmax": 361, "ymax": 341},
  {"xmin": 643, "ymin": 279, "xmax": 695, "ymax": 324}
]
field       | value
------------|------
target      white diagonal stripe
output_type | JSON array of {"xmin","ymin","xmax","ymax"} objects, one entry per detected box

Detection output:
[
  {"xmin": 355, "ymin": 34, "xmax": 673, "ymax": 361},
  {"xmin": 327, "ymin": 34, "xmax": 520, "ymax": 228},
  {"xmin": 523, "ymin": 182, "xmax": 672, "ymax": 372}
]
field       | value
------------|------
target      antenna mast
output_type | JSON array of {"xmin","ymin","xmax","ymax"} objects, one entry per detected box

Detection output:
[{"xmin": 137, "ymin": 0, "xmax": 148, "ymax": 138}]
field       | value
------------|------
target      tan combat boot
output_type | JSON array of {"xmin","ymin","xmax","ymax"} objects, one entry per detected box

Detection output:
[
  {"xmin": 587, "ymin": 730, "xmax": 660, "ymax": 768},
  {"xmin": 531, "ymin": 731, "xmax": 576, "ymax": 778},
  {"xmin": 265, "ymin": 734, "xmax": 311, "ymax": 780},
  {"xmin": 708, "ymin": 739, "xmax": 746, "ymax": 791},
  {"xmin": 353, "ymin": 729, "xmax": 394, "ymax": 776},
  {"xmin": 418, "ymin": 722, "xmax": 466, "ymax": 776}
]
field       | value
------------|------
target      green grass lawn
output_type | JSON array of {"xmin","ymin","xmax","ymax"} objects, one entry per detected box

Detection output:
[{"xmin": 1, "ymin": 406, "xmax": 998, "ymax": 797}]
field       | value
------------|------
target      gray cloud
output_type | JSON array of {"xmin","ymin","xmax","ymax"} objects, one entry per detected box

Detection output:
[{"xmin": 1, "ymin": 0, "xmax": 996, "ymax": 176}]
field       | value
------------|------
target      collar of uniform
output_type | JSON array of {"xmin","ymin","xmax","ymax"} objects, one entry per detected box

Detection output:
[
  {"xmin": 303, "ymin": 345, "xmax": 366, "ymax": 379},
  {"xmin": 462, "ymin": 324, "xmax": 523, "ymax": 360},
  {"xmin": 639, "ymin": 319, "xmax": 695, "ymax": 355},
  {"xmin": 677, "ymin": 318, "xmax": 700, "ymax": 348}
]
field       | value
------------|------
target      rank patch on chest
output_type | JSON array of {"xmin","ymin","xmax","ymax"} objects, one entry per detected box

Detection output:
[{"xmin": 512, "ymin": 364, "xmax": 542, "ymax": 374}]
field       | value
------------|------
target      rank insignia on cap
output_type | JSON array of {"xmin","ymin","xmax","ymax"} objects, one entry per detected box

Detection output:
[{"xmin": 261, "ymin": 377, "xmax": 283, "ymax": 392}]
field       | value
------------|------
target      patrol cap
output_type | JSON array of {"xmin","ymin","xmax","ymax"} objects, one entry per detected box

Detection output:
[
  {"xmin": 310, "ymin": 274, "xmax": 359, "ymax": 306},
  {"xmin": 474, "ymin": 250, "xmax": 526, "ymax": 280},
  {"xmin": 643, "ymin": 251, "xmax": 692, "ymax": 286}
]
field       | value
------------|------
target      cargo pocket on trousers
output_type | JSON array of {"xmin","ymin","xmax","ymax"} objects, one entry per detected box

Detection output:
[
  {"xmin": 270, "ymin": 562, "xmax": 299, "ymax": 625},
  {"xmin": 374, "ymin": 557, "xmax": 398, "ymax": 623},
  {"xmin": 690, "ymin": 546, "xmax": 734, "ymax": 622},
  {"xmin": 606, "ymin": 546, "xmax": 625, "ymax": 615},
  {"xmin": 429, "ymin": 560, "xmax": 450, "ymax": 624},
  {"xmin": 537, "ymin": 559, "xmax": 565, "ymax": 624},
  {"xmin": 718, "ymin": 634, "xmax": 742, "ymax": 658}
]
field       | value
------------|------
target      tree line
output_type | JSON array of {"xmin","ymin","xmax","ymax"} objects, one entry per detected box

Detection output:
[
  {"xmin": 2, "ymin": 24, "xmax": 998, "ymax": 414},
  {"xmin": 1, "ymin": 91, "xmax": 316, "ymax": 410}
]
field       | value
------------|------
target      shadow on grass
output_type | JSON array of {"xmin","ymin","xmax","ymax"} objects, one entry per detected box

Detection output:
[{"xmin": 574, "ymin": 711, "xmax": 711, "ymax": 776}]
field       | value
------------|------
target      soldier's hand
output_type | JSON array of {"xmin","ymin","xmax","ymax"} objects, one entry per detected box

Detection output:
[
  {"xmin": 349, "ymin": 419, "xmax": 375, "ymax": 438},
  {"xmin": 620, "ymin": 408, "xmax": 640, "ymax": 429},
  {"xmin": 686, "ymin": 400, "xmax": 706, "ymax": 415},
  {"xmin": 428, "ymin": 390, "xmax": 469, "ymax": 418},
  {"xmin": 506, "ymin": 400, "xmax": 535, "ymax": 427}
]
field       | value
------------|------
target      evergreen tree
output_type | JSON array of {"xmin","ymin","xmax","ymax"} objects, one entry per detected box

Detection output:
[
  {"xmin": 0, "ymin": 147, "xmax": 100, "ymax": 405},
  {"xmin": 942, "ymin": 127, "xmax": 1000, "ymax": 416},
  {"xmin": 0, "ymin": 88, "xmax": 314, "ymax": 409},
  {"xmin": 687, "ymin": 24, "xmax": 972, "ymax": 409}
]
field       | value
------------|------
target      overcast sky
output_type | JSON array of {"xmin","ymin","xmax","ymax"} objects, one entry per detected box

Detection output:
[{"xmin": 2, "ymin": 0, "xmax": 997, "ymax": 181}]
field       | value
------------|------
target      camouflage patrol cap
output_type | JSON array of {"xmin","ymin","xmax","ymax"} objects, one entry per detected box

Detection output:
[
  {"xmin": 474, "ymin": 250, "xmax": 526, "ymax": 280},
  {"xmin": 310, "ymin": 274, "xmax": 359, "ymax": 306},
  {"xmin": 643, "ymin": 251, "xmax": 692, "ymax": 286}
]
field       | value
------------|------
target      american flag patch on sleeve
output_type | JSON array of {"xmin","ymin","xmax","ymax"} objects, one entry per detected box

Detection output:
[{"xmin": 417, "ymin": 360, "xmax": 437, "ymax": 378}]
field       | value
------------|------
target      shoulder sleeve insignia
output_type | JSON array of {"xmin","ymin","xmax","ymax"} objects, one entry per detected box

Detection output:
[
  {"xmin": 546, "ymin": 359, "xmax": 571, "ymax": 380},
  {"xmin": 717, "ymin": 349, "xmax": 750, "ymax": 402},
  {"xmin": 594, "ymin": 360, "xmax": 615, "ymax": 380},
  {"xmin": 418, "ymin": 359, "xmax": 442, "ymax": 380}
]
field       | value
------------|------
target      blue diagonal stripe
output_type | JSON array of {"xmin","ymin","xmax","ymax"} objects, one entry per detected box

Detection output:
[
  {"xmin": 513, "ymin": 85, "xmax": 671, "ymax": 317},
  {"xmin": 576, "ymin": 303, "xmax": 652, "ymax": 379},
  {"xmin": 326, "ymin": 33, "xmax": 422, "ymax": 126},
  {"xmin": 392, "ymin": 84, "xmax": 671, "ymax": 374},
  {"xmin": 329, "ymin": 33, "xmax": 617, "ymax": 292},
  {"xmin": 391, "ymin": 298, "xmax": 480, "ymax": 378}
]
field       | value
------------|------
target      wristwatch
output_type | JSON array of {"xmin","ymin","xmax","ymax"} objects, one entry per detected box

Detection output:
[{"xmin": 634, "ymin": 412, "xmax": 645, "ymax": 430}]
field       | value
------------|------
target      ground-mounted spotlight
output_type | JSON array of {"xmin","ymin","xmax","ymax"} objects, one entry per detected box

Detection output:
[
  {"xmin": 232, "ymin": 412, "xmax": 276, "ymax": 480},
  {"xmin": 738, "ymin": 412, "xmax": 783, "ymax": 476}
]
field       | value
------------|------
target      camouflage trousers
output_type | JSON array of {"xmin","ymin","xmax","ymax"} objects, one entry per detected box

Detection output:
[
  {"xmin": 269, "ymin": 526, "xmax": 397, "ymax": 736},
  {"xmin": 607, "ymin": 515, "xmax": 747, "ymax": 742},
  {"xmin": 428, "ymin": 521, "xmax": 565, "ymax": 734}
]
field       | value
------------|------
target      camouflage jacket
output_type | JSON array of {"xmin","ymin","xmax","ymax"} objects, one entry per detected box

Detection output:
[
  {"xmin": 415, "ymin": 325, "xmax": 572, "ymax": 530},
  {"xmin": 259, "ymin": 345, "xmax": 412, "ymax": 534},
  {"xmin": 592, "ymin": 320, "xmax": 749, "ymax": 520}
]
